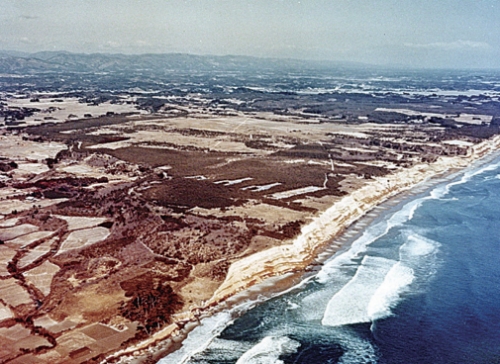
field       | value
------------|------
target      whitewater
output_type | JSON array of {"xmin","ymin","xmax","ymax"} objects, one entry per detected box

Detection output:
[{"xmin": 161, "ymin": 154, "xmax": 500, "ymax": 364}]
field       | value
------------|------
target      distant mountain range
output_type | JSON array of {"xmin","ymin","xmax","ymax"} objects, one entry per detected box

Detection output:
[{"xmin": 0, "ymin": 50, "xmax": 368, "ymax": 74}]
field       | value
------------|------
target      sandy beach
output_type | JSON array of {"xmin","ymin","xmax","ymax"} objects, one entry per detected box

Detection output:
[
  {"xmin": 105, "ymin": 134, "xmax": 500, "ymax": 363},
  {"xmin": 3, "ymin": 70, "xmax": 500, "ymax": 364}
]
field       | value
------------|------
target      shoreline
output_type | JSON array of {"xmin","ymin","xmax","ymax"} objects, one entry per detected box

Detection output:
[{"xmin": 107, "ymin": 135, "xmax": 500, "ymax": 363}]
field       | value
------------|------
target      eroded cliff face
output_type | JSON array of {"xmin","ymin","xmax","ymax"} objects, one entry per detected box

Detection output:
[{"xmin": 1, "ymin": 99, "xmax": 499, "ymax": 363}]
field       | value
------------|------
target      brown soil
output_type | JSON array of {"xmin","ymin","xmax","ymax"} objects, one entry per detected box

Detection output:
[{"xmin": 1, "ymin": 108, "xmax": 497, "ymax": 363}]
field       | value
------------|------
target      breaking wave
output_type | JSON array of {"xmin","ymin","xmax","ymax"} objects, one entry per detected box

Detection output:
[
  {"xmin": 159, "ymin": 311, "xmax": 234, "ymax": 364},
  {"xmin": 400, "ymin": 233, "xmax": 439, "ymax": 259},
  {"xmin": 315, "ymin": 159, "xmax": 486, "ymax": 287},
  {"xmin": 432, "ymin": 159, "xmax": 500, "ymax": 199},
  {"xmin": 322, "ymin": 232, "xmax": 440, "ymax": 328},
  {"xmin": 316, "ymin": 197, "xmax": 421, "ymax": 285},
  {"xmin": 367, "ymin": 262, "xmax": 414, "ymax": 321},
  {"xmin": 235, "ymin": 336, "xmax": 301, "ymax": 364},
  {"xmin": 321, "ymin": 256, "xmax": 396, "ymax": 326}
]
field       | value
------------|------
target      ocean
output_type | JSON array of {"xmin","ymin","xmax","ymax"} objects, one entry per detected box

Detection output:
[{"xmin": 161, "ymin": 154, "xmax": 500, "ymax": 364}]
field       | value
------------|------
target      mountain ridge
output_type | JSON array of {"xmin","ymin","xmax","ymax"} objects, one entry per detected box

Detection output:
[{"xmin": 0, "ymin": 51, "xmax": 371, "ymax": 74}]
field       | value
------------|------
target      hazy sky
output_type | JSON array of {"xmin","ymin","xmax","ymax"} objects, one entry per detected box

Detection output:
[{"xmin": 1, "ymin": 0, "xmax": 500, "ymax": 69}]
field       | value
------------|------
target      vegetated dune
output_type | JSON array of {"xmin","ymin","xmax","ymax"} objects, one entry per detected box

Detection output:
[
  {"xmin": 206, "ymin": 136, "xmax": 500, "ymax": 305},
  {"xmin": 110, "ymin": 136, "xmax": 500, "ymax": 362},
  {"xmin": 2, "ymin": 88, "xmax": 500, "ymax": 363}
]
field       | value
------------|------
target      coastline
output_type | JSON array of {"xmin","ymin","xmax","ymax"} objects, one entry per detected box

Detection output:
[
  {"xmin": 206, "ymin": 135, "xmax": 500, "ymax": 305},
  {"xmin": 107, "ymin": 134, "xmax": 500, "ymax": 363}
]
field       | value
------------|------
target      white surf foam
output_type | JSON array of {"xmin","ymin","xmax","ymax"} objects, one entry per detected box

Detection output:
[
  {"xmin": 188, "ymin": 338, "xmax": 251, "ymax": 362},
  {"xmin": 159, "ymin": 311, "xmax": 234, "ymax": 364},
  {"xmin": 400, "ymin": 232, "xmax": 442, "ymax": 286},
  {"xmin": 429, "ymin": 183, "xmax": 449, "ymax": 200},
  {"xmin": 300, "ymin": 287, "xmax": 340, "ymax": 321},
  {"xmin": 400, "ymin": 233, "xmax": 439, "ymax": 258},
  {"xmin": 321, "ymin": 256, "xmax": 396, "ymax": 327},
  {"xmin": 316, "ymin": 197, "xmax": 421, "ymax": 285},
  {"xmin": 161, "ymin": 272, "xmax": 313, "ymax": 364},
  {"xmin": 317, "ymin": 157, "xmax": 496, "ymax": 286},
  {"xmin": 433, "ymin": 160, "xmax": 500, "ymax": 199},
  {"xmin": 316, "ymin": 162, "xmax": 469, "ymax": 327},
  {"xmin": 235, "ymin": 336, "xmax": 300, "ymax": 364},
  {"xmin": 367, "ymin": 262, "xmax": 414, "ymax": 321},
  {"xmin": 322, "ymin": 239, "xmax": 425, "ymax": 327}
]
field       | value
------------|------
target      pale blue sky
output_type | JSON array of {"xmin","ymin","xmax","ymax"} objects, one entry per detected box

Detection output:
[{"xmin": 1, "ymin": 0, "xmax": 499, "ymax": 68}]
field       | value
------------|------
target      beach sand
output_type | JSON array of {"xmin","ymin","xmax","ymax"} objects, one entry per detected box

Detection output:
[{"xmin": 106, "ymin": 135, "xmax": 500, "ymax": 363}]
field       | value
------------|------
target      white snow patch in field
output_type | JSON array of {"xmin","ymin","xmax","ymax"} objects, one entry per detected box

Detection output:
[{"xmin": 270, "ymin": 186, "xmax": 325, "ymax": 199}]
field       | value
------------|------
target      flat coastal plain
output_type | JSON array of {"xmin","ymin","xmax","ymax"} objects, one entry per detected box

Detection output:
[{"xmin": 1, "ymin": 79, "xmax": 500, "ymax": 364}]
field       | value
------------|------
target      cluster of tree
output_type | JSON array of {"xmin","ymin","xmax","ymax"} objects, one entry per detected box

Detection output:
[
  {"xmin": 1, "ymin": 106, "xmax": 40, "ymax": 122},
  {"xmin": 0, "ymin": 160, "xmax": 17, "ymax": 172},
  {"xmin": 120, "ymin": 273, "xmax": 183, "ymax": 334}
]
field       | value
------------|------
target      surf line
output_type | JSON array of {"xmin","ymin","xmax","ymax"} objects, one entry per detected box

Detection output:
[
  {"xmin": 206, "ymin": 136, "xmax": 500, "ymax": 307},
  {"xmin": 107, "ymin": 135, "xmax": 500, "ymax": 363}
]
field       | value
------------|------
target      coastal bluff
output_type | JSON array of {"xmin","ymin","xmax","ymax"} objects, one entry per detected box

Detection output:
[
  {"xmin": 207, "ymin": 135, "xmax": 500, "ymax": 305},
  {"xmin": 2, "ymin": 69, "xmax": 500, "ymax": 363}
]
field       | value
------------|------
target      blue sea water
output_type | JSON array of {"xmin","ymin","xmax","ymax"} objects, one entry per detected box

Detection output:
[{"xmin": 162, "ymin": 155, "xmax": 500, "ymax": 364}]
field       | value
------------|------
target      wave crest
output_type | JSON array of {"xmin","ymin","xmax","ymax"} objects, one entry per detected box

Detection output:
[{"xmin": 236, "ymin": 336, "xmax": 300, "ymax": 364}]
